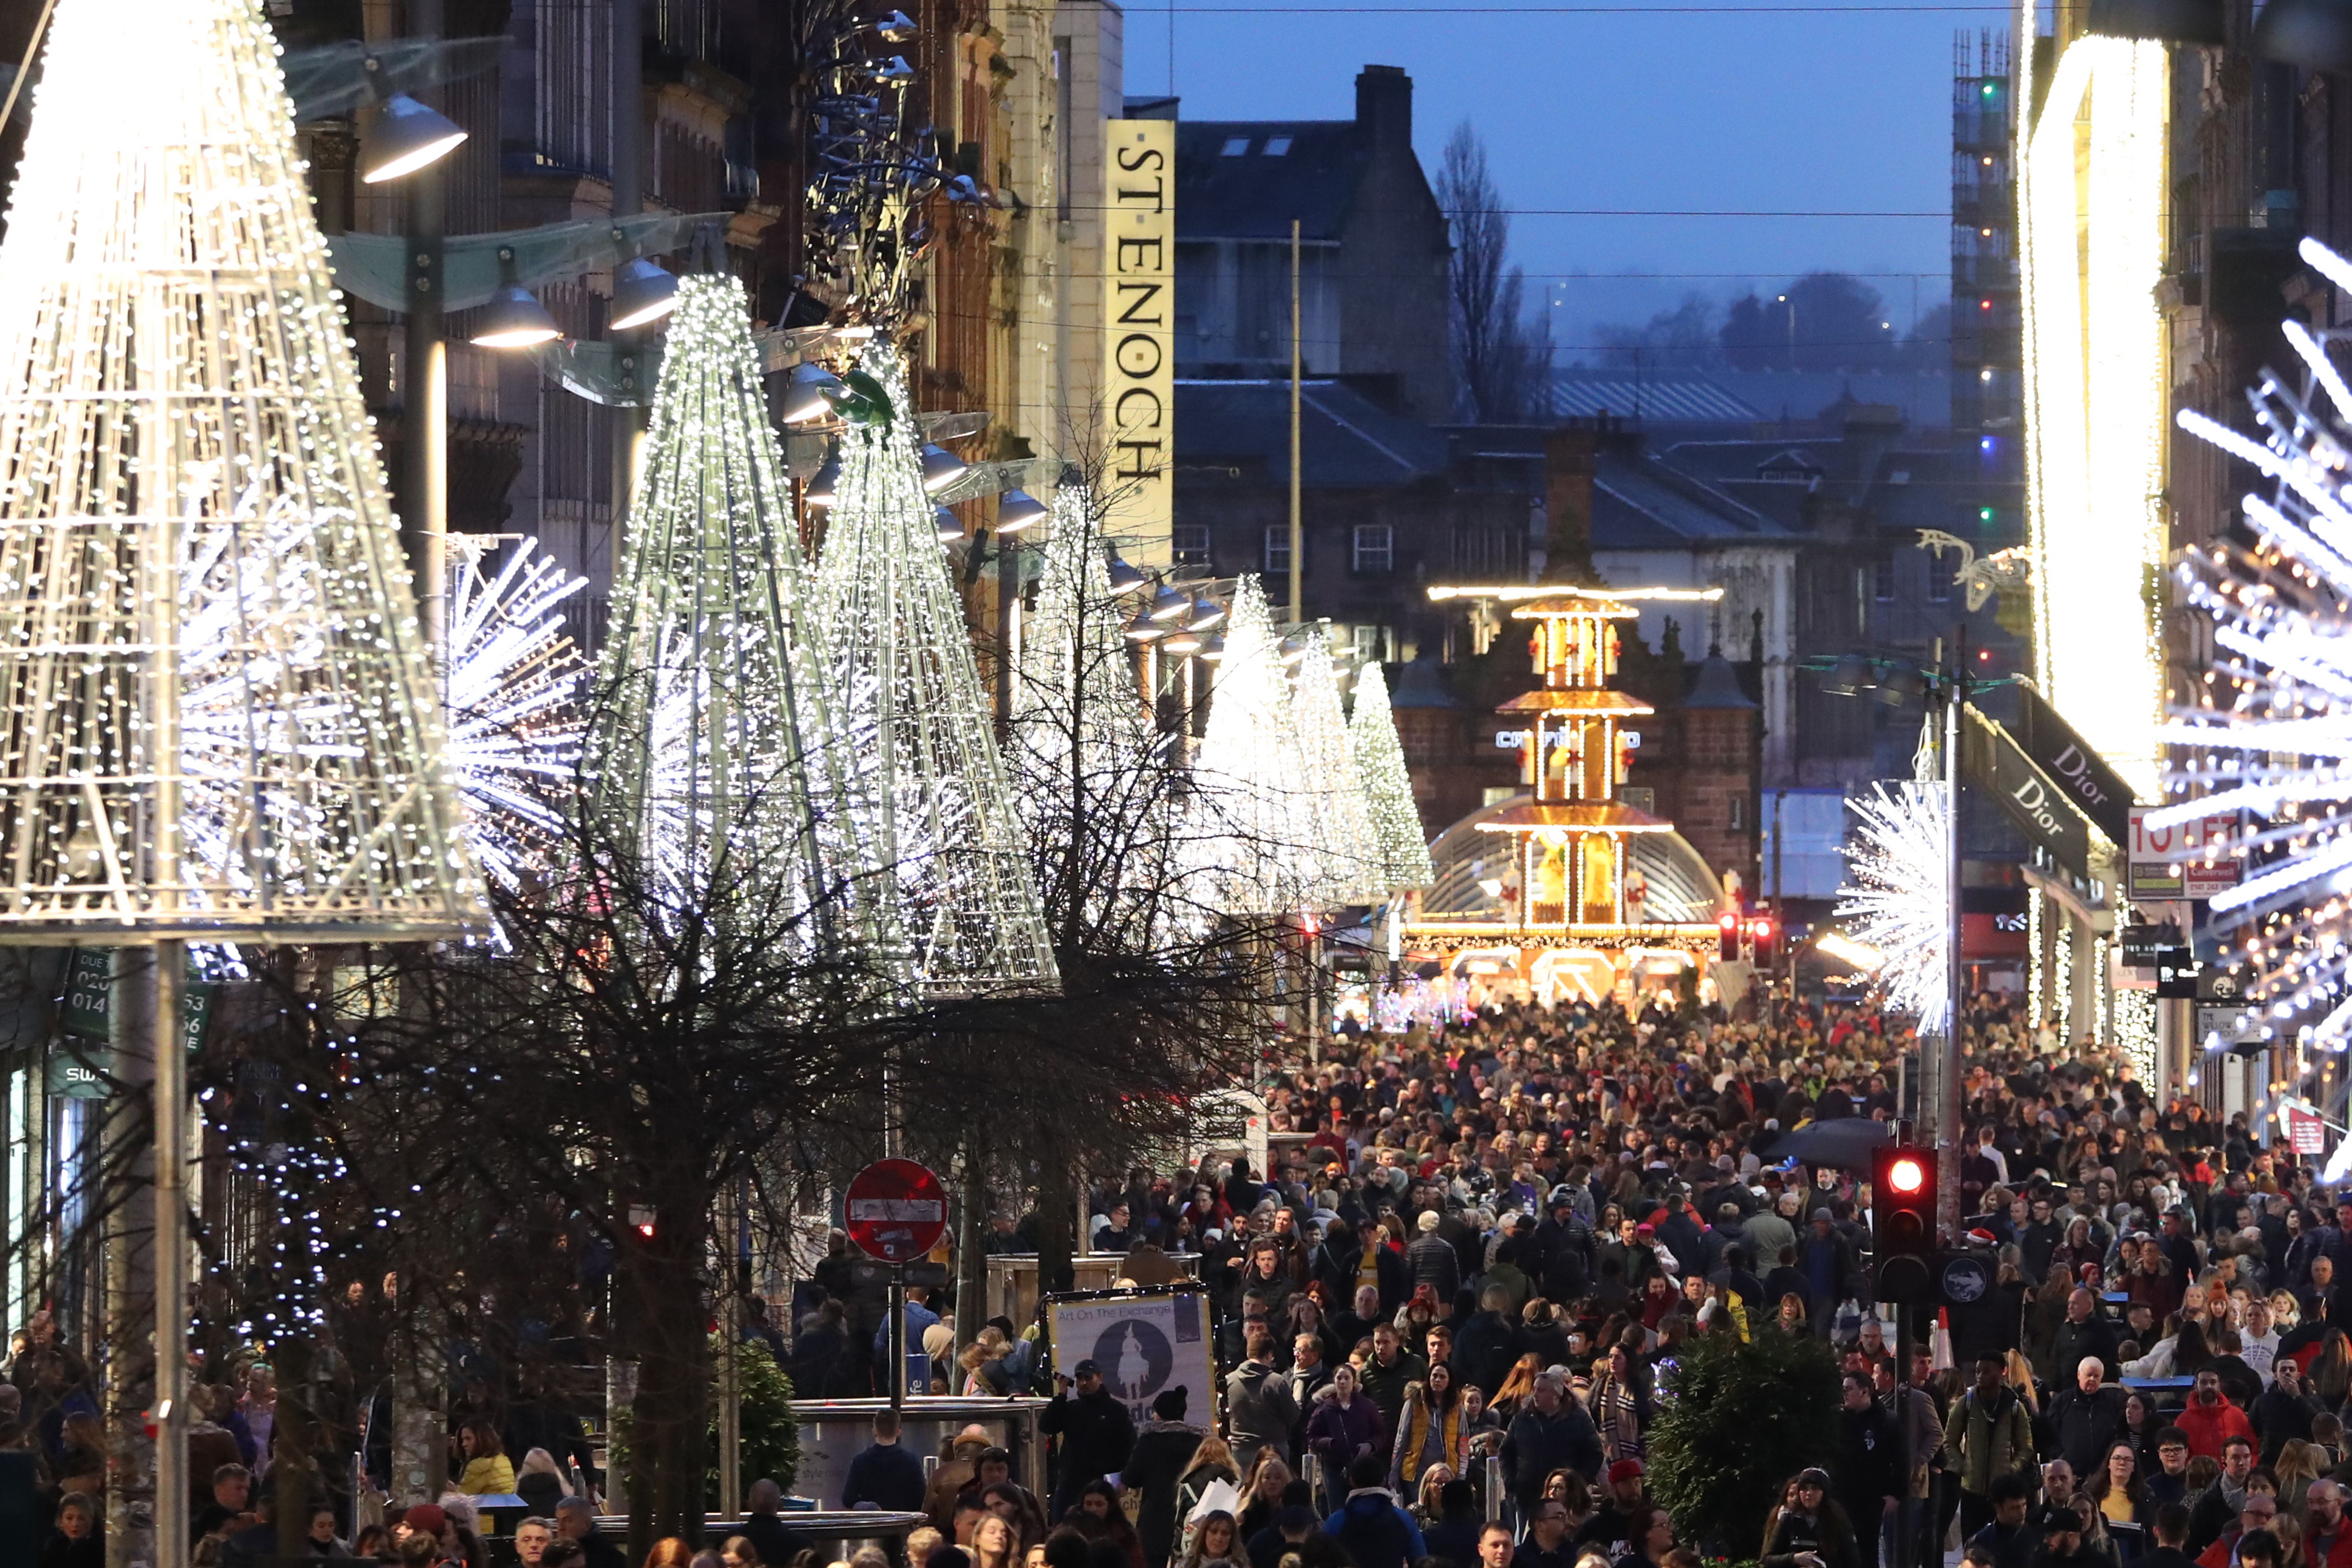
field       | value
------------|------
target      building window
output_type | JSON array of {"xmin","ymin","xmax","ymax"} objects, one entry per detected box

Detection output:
[
  {"xmin": 1220, "ymin": 136, "xmax": 1252, "ymax": 156},
  {"xmin": 1872, "ymin": 557, "xmax": 1896, "ymax": 602},
  {"xmin": 1172, "ymin": 523, "xmax": 1211, "ymax": 566},
  {"xmin": 1352, "ymin": 523, "xmax": 1393, "ymax": 574},
  {"xmin": 1926, "ymin": 557, "xmax": 1951, "ymax": 603},
  {"xmin": 1263, "ymin": 135, "xmax": 1293, "ymax": 156},
  {"xmin": 1262, "ymin": 525, "xmax": 1291, "ymax": 576},
  {"xmin": 1351, "ymin": 624, "xmax": 1383, "ymax": 662},
  {"xmin": 1730, "ymin": 796, "xmax": 1746, "ymax": 830}
]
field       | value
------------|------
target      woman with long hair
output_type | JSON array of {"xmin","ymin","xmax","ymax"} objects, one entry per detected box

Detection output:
[
  {"xmin": 1591, "ymin": 1342, "xmax": 1650, "ymax": 1464},
  {"xmin": 2083, "ymin": 1440, "xmax": 2150, "ymax": 1560},
  {"xmin": 1175, "ymin": 1433, "xmax": 1241, "ymax": 1547},
  {"xmin": 1176, "ymin": 1513, "xmax": 1242, "ymax": 1568},
  {"xmin": 1390, "ymin": 1363, "xmax": 1466, "ymax": 1494},
  {"xmin": 455, "ymin": 1419, "xmax": 515, "ymax": 1496},
  {"xmin": 1414, "ymin": 1464, "xmax": 1455, "ymax": 1526},
  {"xmin": 1760, "ymin": 1470, "xmax": 1860, "ymax": 1568},
  {"xmin": 643, "ymin": 1543, "xmax": 696, "ymax": 1568},
  {"xmin": 1236, "ymin": 1451, "xmax": 1292, "ymax": 1542},
  {"xmin": 2002, "ymin": 1350, "xmax": 2040, "ymax": 1416},
  {"xmin": 2275, "ymin": 1441, "xmax": 2323, "ymax": 1516},
  {"xmin": 2313, "ymin": 1330, "xmax": 2352, "ymax": 1405},
  {"xmin": 969, "ymin": 1518, "xmax": 1018, "ymax": 1568},
  {"xmin": 1304, "ymin": 1363, "xmax": 1381, "ymax": 1514},
  {"xmin": 1490, "ymin": 1354, "xmax": 1544, "ymax": 1420}
]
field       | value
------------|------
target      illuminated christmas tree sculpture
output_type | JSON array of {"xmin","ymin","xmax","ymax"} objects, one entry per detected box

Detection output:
[
  {"xmin": 815, "ymin": 348, "xmax": 1058, "ymax": 992},
  {"xmin": 588, "ymin": 272, "xmax": 860, "ymax": 929},
  {"xmin": 1348, "ymin": 661, "xmax": 1435, "ymax": 894},
  {"xmin": 1289, "ymin": 641, "xmax": 1376, "ymax": 903},
  {"xmin": 1010, "ymin": 486, "xmax": 1152, "ymax": 819},
  {"xmin": 1187, "ymin": 575, "xmax": 1323, "ymax": 913},
  {"xmin": 0, "ymin": 0, "xmax": 477, "ymax": 938}
]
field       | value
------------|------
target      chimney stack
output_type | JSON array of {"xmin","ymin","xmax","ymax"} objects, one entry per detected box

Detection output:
[{"xmin": 1356, "ymin": 65, "xmax": 1412, "ymax": 151}]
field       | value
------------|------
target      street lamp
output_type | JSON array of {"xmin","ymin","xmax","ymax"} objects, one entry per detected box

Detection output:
[
  {"xmin": 470, "ymin": 281, "xmax": 561, "ymax": 348},
  {"xmin": 609, "ymin": 256, "xmax": 681, "ymax": 330},
  {"xmin": 781, "ymin": 360, "xmax": 846, "ymax": 424},
  {"xmin": 920, "ymin": 443, "xmax": 968, "ymax": 493},
  {"xmin": 361, "ymin": 92, "xmax": 467, "ymax": 183},
  {"xmin": 994, "ymin": 488, "xmax": 1049, "ymax": 535}
]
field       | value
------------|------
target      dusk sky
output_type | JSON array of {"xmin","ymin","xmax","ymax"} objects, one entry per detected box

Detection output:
[{"xmin": 1124, "ymin": 1, "xmax": 2006, "ymax": 355}]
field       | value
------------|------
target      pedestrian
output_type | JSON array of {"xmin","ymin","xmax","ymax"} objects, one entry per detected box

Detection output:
[
  {"xmin": 1175, "ymin": 1434, "xmax": 1243, "ymax": 1559},
  {"xmin": 1502, "ymin": 1371, "xmax": 1606, "ymax": 1514},
  {"xmin": 843, "ymin": 1409, "xmax": 927, "ymax": 1513},
  {"xmin": 1128, "ymin": 1387, "xmax": 1205, "ymax": 1568},
  {"xmin": 1226, "ymin": 1334, "xmax": 1301, "ymax": 1473},
  {"xmin": 1946, "ymin": 1357, "xmax": 2037, "ymax": 1538},
  {"xmin": 1305, "ymin": 1363, "xmax": 1385, "ymax": 1514},
  {"xmin": 1763, "ymin": 1470, "xmax": 1862, "ymax": 1568},
  {"xmin": 1041, "ymin": 1360, "xmax": 1137, "ymax": 1523},
  {"xmin": 1390, "ymin": 1364, "xmax": 1467, "ymax": 1496},
  {"xmin": 1324, "ymin": 1453, "xmax": 1428, "ymax": 1568}
]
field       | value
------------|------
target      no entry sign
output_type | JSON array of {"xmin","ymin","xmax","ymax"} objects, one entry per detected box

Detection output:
[{"xmin": 844, "ymin": 1158, "xmax": 947, "ymax": 1264}]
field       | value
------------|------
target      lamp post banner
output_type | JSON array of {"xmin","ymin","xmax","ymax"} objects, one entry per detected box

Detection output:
[
  {"xmin": 1961, "ymin": 707, "xmax": 2094, "ymax": 882},
  {"xmin": 2015, "ymin": 683, "xmax": 2136, "ymax": 844}
]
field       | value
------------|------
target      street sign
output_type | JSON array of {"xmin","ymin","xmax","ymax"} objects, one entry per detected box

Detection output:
[
  {"xmin": 844, "ymin": 1158, "xmax": 948, "ymax": 1264},
  {"xmin": 1961, "ymin": 708, "xmax": 2095, "ymax": 882},
  {"xmin": 1940, "ymin": 1252, "xmax": 1992, "ymax": 1307},
  {"xmin": 2128, "ymin": 805, "xmax": 2241, "ymax": 901},
  {"xmin": 2016, "ymin": 684, "xmax": 2136, "ymax": 845}
]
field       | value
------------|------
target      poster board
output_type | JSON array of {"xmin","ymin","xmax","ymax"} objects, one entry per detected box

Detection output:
[{"xmin": 1045, "ymin": 1288, "xmax": 1216, "ymax": 1427}]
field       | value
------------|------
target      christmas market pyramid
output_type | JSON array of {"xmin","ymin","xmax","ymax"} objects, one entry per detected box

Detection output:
[
  {"xmin": 814, "ymin": 349, "xmax": 1058, "ymax": 992},
  {"xmin": 589, "ymin": 272, "xmax": 866, "ymax": 935},
  {"xmin": 0, "ymin": 0, "xmax": 478, "ymax": 938}
]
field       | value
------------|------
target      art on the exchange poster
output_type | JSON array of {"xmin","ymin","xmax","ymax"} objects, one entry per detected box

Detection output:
[{"xmin": 1046, "ymin": 1289, "xmax": 1215, "ymax": 1425}]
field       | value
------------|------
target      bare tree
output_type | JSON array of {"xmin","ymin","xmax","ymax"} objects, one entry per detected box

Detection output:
[{"xmin": 1436, "ymin": 122, "xmax": 1553, "ymax": 423}]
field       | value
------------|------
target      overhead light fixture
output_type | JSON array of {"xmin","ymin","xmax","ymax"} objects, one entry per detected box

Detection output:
[
  {"xmin": 470, "ymin": 284, "xmax": 561, "ymax": 349},
  {"xmin": 920, "ymin": 443, "xmax": 967, "ymax": 493},
  {"xmin": 1875, "ymin": 664, "xmax": 1926, "ymax": 708},
  {"xmin": 875, "ymin": 9, "xmax": 917, "ymax": 39},
  {"xmin": 2253, "ymin": 0, "xmax": 2352, "ymax": 64},
  {"xmin": 935, "ymin": 507, "xmax": 965, "ymax": 543},
  {"xmin": 805, "ymin": 450, "xmax": 842, "ymax": 508},
  {"xmin": 1822, "ymin": 653, "xmax": 1874, "ymax": 697},
  {"xmin": 1148, "ymin": 584, "xmax": 1192, "ymax": 623},
  {"xmin": 1279, "ymin": 633, "xmax": 1313, "ymax": 664},
  {"xmin": 1123, "ymin": 606, "xmax": 1166, "ymax": 641},
  {"xmin": 1107, "ymin": 550, "xmax": 1148, "ymax": 595},
  {"xmin": 2088, "ymin": 0, "xmax": 2223, "ymax": 41},
  {"xmin": 1197, "ymin": 632, "xmax": 1227, "ymax": 662},
  {"xmin": 1186, "ymin": 595, "xmax": 1226, "ymax": 631},
  {"xmin": 609, "ymin": 257, "xmax": 680, "ymax": 330},
  {"xmin": 995, "ymin": 488, "xmax": 1049, "ymax": 534},
  {"xmin": 781, "ymin": 361, "xmax": 846, "ymax": 424},
  {"xmin": 362, "ymin": 93, "xmax": 468, "ymax": 184},
  {"xmin": 872, "ymin": 56, "xmax": 915, "ymax": 84},
  {"xmin": 1163, "ymin": 627, "xmax": 1205, "ymax": 655}
]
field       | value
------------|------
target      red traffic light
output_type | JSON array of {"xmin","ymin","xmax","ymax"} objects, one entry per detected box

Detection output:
[
  {"xmin": 1748, "ymin": 916, "xmax": 1776, "ymax": 942},
  {"xmin": 1886, "ymin": 1155, "xmax": 1927, "ymax": 1195},
  {"xmin": 1717, "ymin": 912, "xmax": 1739, "ymax": 933}
]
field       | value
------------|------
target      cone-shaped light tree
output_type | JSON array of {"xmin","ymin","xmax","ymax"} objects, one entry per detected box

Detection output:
[
  {"xmin": 0, "ymin": 0, "xmax": 480, "ymax": 938},
  {"xmin": 587, "ymin": 271, "xmax": 865, "ymax": 935},
  {"xmin": 1289, "ymin": 641, "xmax": 1377, "ymax": 903},
  {"xmin": 815, "ymin": 349, "xmax": 1058, "ymax": 992},
  {"xmin": 1186, "ymin": 575, "xmax": 1324, "ymax": 913},
  {"xmin": 1349, "ymin": 660, "xmax": 1435, "ymax": 894}
]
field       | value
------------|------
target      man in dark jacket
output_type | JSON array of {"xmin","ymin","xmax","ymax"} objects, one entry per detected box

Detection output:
[
  {"xmin": 1359, "ymin": 1323, "xmax": 1425, "ymax": 1435},
  {"xmin": 1226, "ymin": 1337, "xmax": 1302, "ymax": 1471},
  {"xmin": 2048, "ymin": 1289, "xmax": 2122, "ymax": 1385},
  {"xmin": 1835, "ymin": 1370, "xmax": 1904, "ymax": 1568},
  {"xmin": 1499, "ymin": 1371, "xmax": 1605, "ymax": 1510},
  {"xmin": 1038, "ymin": 1359, "xmax": 1136, "ymax": 1521},
  {"xmin": 1453, "ymin": 1285, "xmax": 1522, "ymax": 1401},
  {"xmin": 2045, "ymin": 1358, "xmax": 2126, "ymax": 1480},
  {"xmin": 842, "ymin": 1408, "xmax": 927, "ymax": 1511},
  {"xmin": 1124, "ymin": 1387, "xmax": 1205, "ymax": 1568},
  {"xmin": 1325, "ymin": 1453, "xmax": 1428, "ymax": 1568},
  {"xmin": 1410, "ymin": 1212, "xmax": 1462, "ymax": 1302}
]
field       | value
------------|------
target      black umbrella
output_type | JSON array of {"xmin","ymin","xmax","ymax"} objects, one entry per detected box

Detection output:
[{"xmin": 1771, "ymin": 1116, "xmax": 1893, "ymax": 1171}]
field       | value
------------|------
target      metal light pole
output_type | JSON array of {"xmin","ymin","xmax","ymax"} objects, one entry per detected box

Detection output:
[
  {"xmin": 1288, "ymin": 219, "xmax": 1302, "ymax": 623},
  {"xmin": 1934, "ymin": 630, "xmax": 1967, "ymax": 1239},
  {"xmin": 402, "ymin": 0, "xmax": 446, "ymax": 659}
]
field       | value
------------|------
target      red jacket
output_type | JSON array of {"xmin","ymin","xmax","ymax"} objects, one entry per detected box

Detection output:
[
  {"xmin": 2175, "ymin": 1394, "xmax": 2257, "ymax": 1459},
  {"xmin": 2308, "ymin": 1526, "xmax": 2352, "ymax": 1568}
]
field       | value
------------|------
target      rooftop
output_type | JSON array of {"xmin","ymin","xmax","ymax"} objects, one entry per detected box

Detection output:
[{"xmin": 1174, "ymin": 378, "xmax": 1450, "ymax": 487}]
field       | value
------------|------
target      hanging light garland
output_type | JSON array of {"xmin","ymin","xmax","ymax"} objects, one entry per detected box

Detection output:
[{"xmin": 2160, "ymin": 237, "xmax": 2352, "ymax": 1046}]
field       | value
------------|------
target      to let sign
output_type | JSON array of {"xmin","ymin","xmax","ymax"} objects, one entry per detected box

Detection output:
[
  {"xmin": 844, "ymin": 1158, "xmax": 947, "ymax": 1265},
  {"xmin": 2127, "ymin": 805, "xmax": 2241, "ymax": 901}
]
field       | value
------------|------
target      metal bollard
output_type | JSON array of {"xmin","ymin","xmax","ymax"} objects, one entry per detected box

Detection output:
[{"xmin": 1485, "ymin": 1455, "xmax": 1504, "ymax": 1523}]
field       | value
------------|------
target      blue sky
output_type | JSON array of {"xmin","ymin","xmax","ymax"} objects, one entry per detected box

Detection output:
[{"xmin": 1127, "ymin": 1, "xmax": 1994, "ymax": 352}]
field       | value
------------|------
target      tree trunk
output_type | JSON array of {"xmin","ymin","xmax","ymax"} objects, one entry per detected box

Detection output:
[
  {"xmin": 275, "ymin": 1333, "xmax": 320, "ymax": 1554},
  {"xmin": 389, "ymin": 1298, "xmax": 446, "ymax": 1510},
  {"xmin": 956, "ymin": 1139, "xmax": 986, "ymax": 1358},
  {"xmin": 1033, "ymin": 1150, "xmax": 1073, "ymax": 1298},
  {"xmin": 621, "ymin": 1194, "xmax": 715, "ymax": 1556}
]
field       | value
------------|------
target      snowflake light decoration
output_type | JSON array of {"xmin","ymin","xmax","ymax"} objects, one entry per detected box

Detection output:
[
  {"xmin": 1836, "ymin": 779, "xmax": 1951, "ymax": 1031},
  {"xmin": 2158, "ymin": 236, "xmax": 2352, "ymax": 1041}
]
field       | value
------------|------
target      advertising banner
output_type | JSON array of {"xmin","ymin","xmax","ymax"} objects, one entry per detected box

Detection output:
[
  {"xmin": 1101, "ymin": 120, "xmax": 1175, "ymax": 563},
  {"xmin": 2015, "ymin": 683, "xmax": 2135, "ymax": 845},
  {"xmin": 1047, "ymin": 1289, "xmax": 1215, "ymax": 1426},
  {"xmin": 2127, "ymin": 804, "xmax": 2242, "ymax": 901},
  {"xmin": 1962, "ymin": 707, "xmax": 2093, "ymax": 882}
]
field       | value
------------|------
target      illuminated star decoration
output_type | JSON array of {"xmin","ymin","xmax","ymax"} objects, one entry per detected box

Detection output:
[
  {"xmin": 440, "ymin": 537, "xmax": 588, "ymax": 890},
  {"xmin": 1836, "ymin": 780, "xmax": 1951, "ymax": 1032},
  {"xmin": 2161, "ymin": 236, "xmax": 2352, "ymax": 1044}
]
